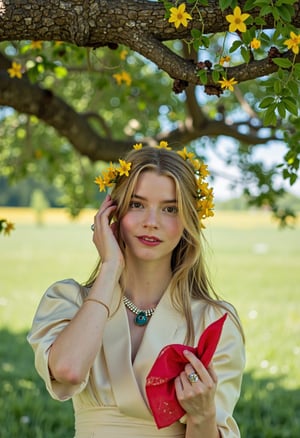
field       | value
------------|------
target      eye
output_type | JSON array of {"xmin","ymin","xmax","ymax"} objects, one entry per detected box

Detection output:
[
  {"xmin": 129, "ymin": 201, "xmax": 143, "ymax": 209},
  {"xmin": 163, "ymin": 206, "xmax": 178, "ymax": 214}
]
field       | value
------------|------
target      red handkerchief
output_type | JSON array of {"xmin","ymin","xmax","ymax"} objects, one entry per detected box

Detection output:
[{"xmin": 145, "ymin": 313, "xmax": 227, "ymax": 429}]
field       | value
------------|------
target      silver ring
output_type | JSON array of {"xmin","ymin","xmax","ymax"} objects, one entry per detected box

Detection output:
[
  {"xmin": 188, "ymin": 372, "xmax": 199, "ymax": 383},
  {"xmin": 91, "ymin": 224, "xmax": 95, "ymax": 231}
]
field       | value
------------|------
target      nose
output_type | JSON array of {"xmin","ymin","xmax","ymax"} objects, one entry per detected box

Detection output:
[{"xmin": 143, "ymin": 208, "xmax": 159, "ymax": 228}]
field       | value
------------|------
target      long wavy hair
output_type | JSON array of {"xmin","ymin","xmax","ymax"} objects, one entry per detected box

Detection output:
[{"xmin": 83, "ymin": 146, "xmax": 243, "ymax": 344}]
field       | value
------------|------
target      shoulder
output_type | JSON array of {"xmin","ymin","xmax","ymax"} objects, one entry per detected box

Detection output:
[
  {"xmin": 192, "ymin": 299, "xmax": 244, "ymax": 345},
  {"xmin": 38, "ymin": 278, "xmax": 85, "ymax": 311}
]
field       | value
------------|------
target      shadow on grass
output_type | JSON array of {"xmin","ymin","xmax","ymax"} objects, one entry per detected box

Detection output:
[{"xmin": 1, "ymin": 328, "xmax": 300, "ymax": 438}]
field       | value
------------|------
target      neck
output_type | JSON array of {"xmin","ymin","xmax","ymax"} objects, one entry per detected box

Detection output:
[{"xmin": 121, "ymin": 262, "xmax": 172, "ymax": 307}]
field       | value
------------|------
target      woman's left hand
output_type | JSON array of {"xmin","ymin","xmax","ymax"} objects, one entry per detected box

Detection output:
[{"xmin": 174, "ymin": 350, "xmax": 218, "ymax": 423}]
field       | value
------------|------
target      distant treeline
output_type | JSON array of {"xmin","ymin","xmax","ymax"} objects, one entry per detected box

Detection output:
[
  {"xmin": 1, "ymin": 176, "xmax": 299, "ymax": 211},
  {"xmin": 0, "ymin": 176, "xmax": 61, "ymax": 208}
]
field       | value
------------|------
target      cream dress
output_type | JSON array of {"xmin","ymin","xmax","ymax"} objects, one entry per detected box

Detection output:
[{"xmin": 27, "ymin": 279, "xmax": 245, "ymax": 438}]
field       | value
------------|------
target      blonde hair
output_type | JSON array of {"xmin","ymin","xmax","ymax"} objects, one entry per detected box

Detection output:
[{"xmin": 84, "ymin": 146, "xmax": 243, "ymax": 344}]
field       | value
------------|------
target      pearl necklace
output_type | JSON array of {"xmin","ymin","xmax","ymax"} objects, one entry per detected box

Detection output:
[{"xmin": 123, "ymin": 296, "xmax": 156, "ymax": 326}]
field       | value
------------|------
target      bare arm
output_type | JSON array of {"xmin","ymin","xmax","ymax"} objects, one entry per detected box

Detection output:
[{"xmin": 49, "ymin": 195, "xmax": 124, "ymax": 384}]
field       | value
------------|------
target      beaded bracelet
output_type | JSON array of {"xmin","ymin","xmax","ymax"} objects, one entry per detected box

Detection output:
[{"xmin": 84, "ymin": 298, "xmax": 110, "ymax": 318}]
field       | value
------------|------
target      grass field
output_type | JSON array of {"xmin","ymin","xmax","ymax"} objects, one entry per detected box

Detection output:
[{"xmin": 1, "ymin": 207, "xmax": 300, "ymax": 437}]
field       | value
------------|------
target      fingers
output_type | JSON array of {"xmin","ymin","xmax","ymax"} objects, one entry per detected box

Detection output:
[
  {"xmin": 183, "ymin": 350, "xmax": 218, "ymax": 386},
  {"xmin": 93, "ymin": 195, "xmax": 117, "ymax": 231}
]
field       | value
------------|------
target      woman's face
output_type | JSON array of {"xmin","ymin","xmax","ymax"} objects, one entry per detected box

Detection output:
[{"xmin": 120, "ymin": 171, "xmax": 184, "ymax": 265}]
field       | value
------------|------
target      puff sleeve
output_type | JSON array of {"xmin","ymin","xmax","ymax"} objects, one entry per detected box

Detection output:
[
  {"xmin": 27, "ymin": 279, "xmax": 89, "ymax": 401},
  {"xmin": 208, "ymin": 306, "xmax": 245, "ymax": 437}
]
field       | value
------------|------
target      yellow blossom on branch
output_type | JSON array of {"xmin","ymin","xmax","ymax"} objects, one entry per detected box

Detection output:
[
  {"xmin": 220, "ymin": 55, "xmax": 231, "ymax": 66},
  {"xmin": 113, "ymin": 71, "xmax": 132, "ymax": 86},
  {"xmin": 7, "ymin": 62, "xmax": 23, "ymax": 79},
  {"xmin": 168, "ymin": 3, "xmax": 192, "ymax": 29},
  {"xmin": 226, "ymin": 6, "xmax": 250, "ymax": 33},
  {"xmin": 250, "ymin": 38, "xmax": 261, "ymax": 49},
  {"xmin": 0, "ymin": 219, "xmax": 15, "ymax": 236},
  {"xmin": 284, "ymin": 31, "xmax": 300, "ymax": 54},
  {"xmin": 120, "ymin": 49, "xmax": 128, "ymax": 60},
  {"xmin": 133, "ymin": 143, "xmax": 143, "ymax": 150},
  {"xmin": 218, "ymin": 76, "xmax": 238, "ymax": 92},
  {"xmin": 30, "ymin": 41, "xmax": 43, "ymax": 49}
]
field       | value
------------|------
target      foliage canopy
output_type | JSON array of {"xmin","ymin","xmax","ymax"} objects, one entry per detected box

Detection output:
[{"xmin": 0, "ymin": 0, "xmax": 299, "ymax": 224}]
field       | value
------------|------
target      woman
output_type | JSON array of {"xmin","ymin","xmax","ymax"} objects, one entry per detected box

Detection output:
[{"xmin": 28, "ymin": 144, "xmax": 245, "ymax": 437}]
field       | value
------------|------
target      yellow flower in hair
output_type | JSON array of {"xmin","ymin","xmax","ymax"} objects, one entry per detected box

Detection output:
[
  {"xmin": 197, "ymin": 198, "xmax": 214, "ymax": 219},
  {"xmin": 94, "ymin": 176, "xmax": 107, "ymax": 192},
  {"xmin": 118, "ymin": 159, "xmax": 132, "ymax": 176},
  {"xmin": 197, "ymin": 181, "xmax": 210, "ymax": 196},
  {"xmin": 102, "ymin": 170, "xmax": 115, "ymax": 188},
  {"xmin": 191, "ymin": 159, "xmax": 201, "ymax": 171},
  {"xmin": 157, "ymin": 141, "xmax": 171, "ymax": 150},
  {"xmin": 198, "ymin": 163, "xmax": 210, "ymax": 178},
  {"xmin": 177, "ymin": 147, "xmax": 195, "ymax": 161},
  {"xmin": 133, "ymin": 143, "xmax": 143, "ymax": 150}
]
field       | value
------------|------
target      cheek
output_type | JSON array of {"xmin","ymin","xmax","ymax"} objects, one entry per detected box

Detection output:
[
  {"xmin": 166, "ymin": 218, "xmax": 184, "ymax": 240},
  {"xmin": 119, "ymin": 213, "xmax": 134, "ymax": 239}
]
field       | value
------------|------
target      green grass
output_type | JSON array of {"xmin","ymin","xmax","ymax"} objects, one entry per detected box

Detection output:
[{"xmin": 1, "ymin": 210, "xmax": 300, "ymax": 437}]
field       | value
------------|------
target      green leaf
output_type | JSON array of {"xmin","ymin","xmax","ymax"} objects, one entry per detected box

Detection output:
[
  {"xmin": 272, "ymin": 58, "xmax": 293, "ymax": 68},
  {"xmin": 219, "ymin": 0, "xmax": 236, "ymax": 11},
  {"xmin": 287, "ymin": 80, "xmax": 299, "ymax": 96},
  {"xmin": 229, "ymin": 40, "xmax": 243, "ymax": 53},
  {"xmin": 244, "ymin": 0, "xmax": 258, "ymax": 11},
  {"xmin": 290, "ymin": 173, "xmax": 297, "ymax": 185},
  {"xmin": 273, "ymin": 79, "xmax": 282, "ymax": 94},
  {"xmin": 191, "ymin": 28, "xmax": 201, "ymax": 38},
  {"xmin": 201, "ymin": 36, "xmax": 210, "ymax": 49},
  {"xmin": 241, "ymin": 30, "xmax": 252, "ymax": 45},
  {"xmin": 197, "ymin": 69, "xmax": 208, "ymax": 85},
  {"xmin": 259, "ymin": 96, "xmax": 275, "ymax": 109},
  {"xmin": 293, "ymin": 63, "xmax": 300, "ymax": 75},
  {"xmin": 263, "ymin": 104, "xmax": 277, "ymax": 126},
  {"xmin": 212, "ymin": 70, "xmax": 220, "ymax": 83},
  {"xmin": 259, "ymin": 5, "xmax": 273, "ymax": 16},
  {"xmin": 283, "ymin": 97, "xmax": 298, "ymax": 115},
  {"xmin": 277, "ymin": 101, "xmax": 286, "ymax": 118},
  {"xmin": 241, "ymin": 46, "xmax": 250, "ymax": 63},
  {"xmin": 276, "ymin": 5, "xmax": 292, "ymax": 22},
  {"xmin": 254, "ymin": 16, "xmax": 267, "ymax": 25}
]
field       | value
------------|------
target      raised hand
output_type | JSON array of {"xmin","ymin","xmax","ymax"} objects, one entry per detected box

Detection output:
[{"xmin": 92, "ymin": 195, "xmax": 125, "ymax": 273}]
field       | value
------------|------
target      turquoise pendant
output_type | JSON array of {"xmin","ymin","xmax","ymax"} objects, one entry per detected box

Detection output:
[{"xmin": 135, "ymin": 311, "xmax": 148, "ymax": 326}]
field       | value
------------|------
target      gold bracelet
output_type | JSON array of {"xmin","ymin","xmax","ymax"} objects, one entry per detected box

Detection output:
[{"xmin": 84, "ymin": 298, "xmax": 110, "ymax": 318}]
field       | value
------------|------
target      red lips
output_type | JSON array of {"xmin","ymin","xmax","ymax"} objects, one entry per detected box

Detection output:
[{"xmin": 137, "ymin": 235, "xmax": 162, "ymax": 246}]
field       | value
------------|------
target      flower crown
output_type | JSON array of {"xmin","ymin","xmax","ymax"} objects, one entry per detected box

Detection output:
[{"xmin": 94, "ymin": 141, "xmax": 214, "ymax": 223}]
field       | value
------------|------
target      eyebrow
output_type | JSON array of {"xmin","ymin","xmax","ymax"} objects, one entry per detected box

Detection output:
[{"xmin": 131, "ymin": 193, "xmax": 177, "ymax": 204}]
